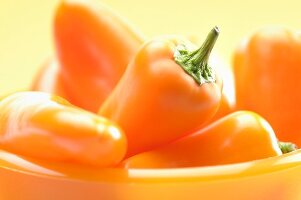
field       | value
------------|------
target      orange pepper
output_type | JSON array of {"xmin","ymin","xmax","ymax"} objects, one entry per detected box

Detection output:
[
  {"xmin": 0, "ymin": 92, "xmax": 127, "ymax": 167},
  {"xmin": 33, "ymin": 0, "xmax": 144, "ymax": 112},
  {"xmin": 233, "ymin": 27, "xmax": 301, "ymax": 146},
  {"xmin": 122, "ymin": 111, "xmax": 284, "ymax": 168},
  {"xmin": 99, "ymin": 27, "xmax": 222, "ymax": 157}
]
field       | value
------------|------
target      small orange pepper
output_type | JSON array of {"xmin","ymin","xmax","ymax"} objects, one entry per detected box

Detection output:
[
  {"xmin": 233, "ymin": 27, "xmax": 301, "ymax": 146},
  {"xmin": 99, "ymin": 27, "xmax": 222, "ymax": 157},
  {"xmin": 33, "ymin": 0, "xmax": 144, "ymax": 112},
  {"xmin": 0, "ymin": 92, "xmax": 127, "ymax": 167},
  {"xmin": 122, "ymin": 111, "xmax": 285, "ymax": 169}
]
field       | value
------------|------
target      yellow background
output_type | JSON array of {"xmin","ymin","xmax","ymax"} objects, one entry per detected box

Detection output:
[{"xmin": 0, "ymin": 0, "xmax": 301, "ymax": 94}]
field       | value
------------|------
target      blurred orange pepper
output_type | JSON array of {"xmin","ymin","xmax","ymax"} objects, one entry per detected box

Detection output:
[
  {"xmin": 99, "ymin": 27, "xmax": 222, "ymax": 157},
  {"xmin": 32, "ymin": 0, "xmax": 143, "ymax": 112},
  {"xmin": 31, "ymin": 59, "xmax": 67, "ymax": 97},
  {"xmin": 122, "ymin": 111, "xmax": 283, "ymax": 168},
  {"xmin": 0, "ymin": 92, "xmax": 127, "ymax": 167},
  {"xmin": 233, "ymin": 27, "xmax": 301, "ymax": 146}
]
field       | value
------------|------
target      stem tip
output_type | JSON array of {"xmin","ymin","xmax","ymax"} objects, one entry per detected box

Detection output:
[{"xmin": 213, "ymin": 26, "xmax": 220, "ymax": 35}]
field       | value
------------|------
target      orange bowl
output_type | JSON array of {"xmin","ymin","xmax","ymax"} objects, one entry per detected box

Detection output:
[{"xmin": 1, "ymin": 149, "xmax": 301, "ymax": 200}]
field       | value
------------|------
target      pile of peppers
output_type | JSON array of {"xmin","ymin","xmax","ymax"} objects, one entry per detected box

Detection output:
[{"xmin": 0, "ymin": 0, "xmax": 300, "ymax": 170}]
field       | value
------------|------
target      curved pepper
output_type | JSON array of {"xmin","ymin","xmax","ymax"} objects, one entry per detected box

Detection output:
[
  {"xmin": 99, "ymin": 27, "xmax": 222, "ymax": 157},
  {"xmin": 233, "ymin": 27, "xmax": 301, "ymax": 146},
  {"xmin": 122, "ymin": 111, "xmax": 284, "ymax": 168},
  {"xmin": 0, "ymin": 92, "xmax": 127, "ymax": 167},
  {"xmin": 33, "ymin": 0, "xmax": 144, "ymax": 112}
]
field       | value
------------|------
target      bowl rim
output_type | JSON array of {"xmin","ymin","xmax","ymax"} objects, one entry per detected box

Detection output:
[{"xmin": 0, "ymin": 149, "xmax": 301, "ymax": 183}]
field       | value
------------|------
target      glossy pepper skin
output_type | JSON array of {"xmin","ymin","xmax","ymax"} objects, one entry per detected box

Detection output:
[
  {"xmin": 233, "ymin": 27, "xmax": 301, "ymax": 146},
  {"xmin": 122, "ymin": 111, "xmax": 282, "ymax": 168},
  {"xmin": 36, "ymin": 0, "xmax": 143, "ymax": 112},
  {"xmin": 0, "ymin": 92, "xmax": 127, "ymax": 167},
  {"xmin": 99, "ymin": 27, "xmax": 222, "ymax": 157}
]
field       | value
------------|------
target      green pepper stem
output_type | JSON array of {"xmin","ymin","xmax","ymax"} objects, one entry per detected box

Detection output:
[
  {"xmin": 278, "ymin": 141, "xmax": 297, "ymax": 154},
  {"xmin": 192, "ymin": 26, "xmax": 219, "ymax": 66},
  {"xmin": 174, "ymin": 26, "xmax": 219, "ymax": 84}
]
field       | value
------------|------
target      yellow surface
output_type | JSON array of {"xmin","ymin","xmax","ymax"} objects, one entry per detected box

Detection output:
[{"xmin": 0, "ymin": 0, "xmax": 301, "ymax": 94}]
